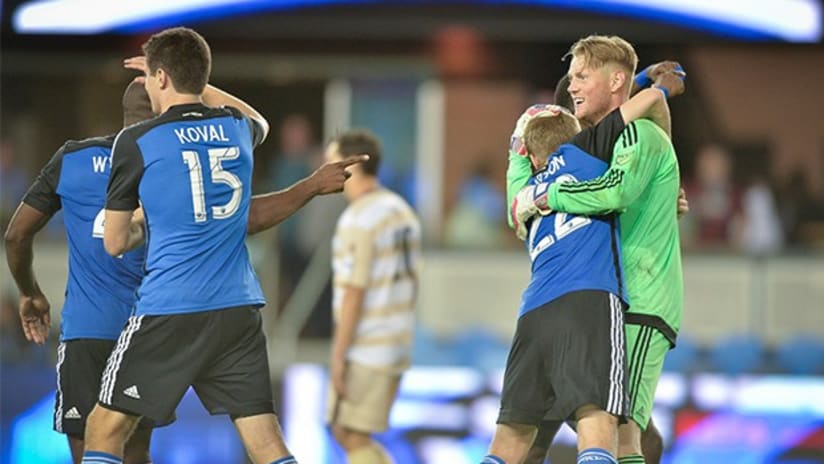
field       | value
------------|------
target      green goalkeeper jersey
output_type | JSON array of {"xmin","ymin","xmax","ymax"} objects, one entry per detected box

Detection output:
[
  {"xmin": 550, "ymin": 119, "xmax": 682, "ymax": 343},
  {"xmin": 507, "ymin": 119, "xmax": 683, "ymax": 345}
]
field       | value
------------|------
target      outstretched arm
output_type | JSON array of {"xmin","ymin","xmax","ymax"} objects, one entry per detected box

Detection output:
[
  {"xmin": 247, "ymin": 155, "xmax": 368, "ymax": 235},
  {"xmin": 4, "ymin": 203, "xmax": 52, "ymax": 344}
]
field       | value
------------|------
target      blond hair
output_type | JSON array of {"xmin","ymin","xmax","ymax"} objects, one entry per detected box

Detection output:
[
  {"xmin": 567, "ymin": 34, "xmax": 638, "ymax": 77},
  {"xmin": 524, "ymin": 113, "xmax": 581, "ymax": 164}
]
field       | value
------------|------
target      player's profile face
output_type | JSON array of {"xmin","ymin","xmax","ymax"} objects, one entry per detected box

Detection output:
[{"xmin": 567, "ymin": 55, "xmax": 612, "ymax": 125}]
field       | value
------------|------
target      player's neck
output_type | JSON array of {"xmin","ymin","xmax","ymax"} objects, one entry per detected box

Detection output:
[
  {"xmin": 589, "ymin": 95, "xmax": 628, "ymax": 125},
  {"xmin": 159, "ymin": 93, "xmax": 203, "ymax": 114},
  {"xmin": 346, "ymin": 177, "xmax": 380, "ymax": 202}
]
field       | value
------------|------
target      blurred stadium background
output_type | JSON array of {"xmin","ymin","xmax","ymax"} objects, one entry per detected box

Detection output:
[{"xmin": 1, "ymin": 1, "xmax": 823, "ymax": 463}]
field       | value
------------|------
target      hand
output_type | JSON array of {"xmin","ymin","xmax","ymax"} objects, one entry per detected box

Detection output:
[
  {"xmin": 647, "ymin": 61, "xmax": 686, "ymax": 81},
  {"xmin": 131, "ymin": 207, "xmax": 145, "ymax": 226},
  {"xmin": 511, "ymin": 183, "xmax": 552, "ymax": 241},
  {"xmin": 19, "ymin": 293, "xmax": 51, "ymax": 345},
  {"xmin": 310, "ymin": 155, "xmax": 369, "ymax": 195},
  {"xmin": 330, "ymin": 356, "xmax": 347, "ymax": 397},
  {"xmin": 677, "ymin": 187, "xmax": 689, "ymax": 219},
  {"xmin": 124, "ymin": 56, "xmax": 148, "ymax": 84},
  {"xmin": 510, "ymin": 104, "xmax": 565, "ymax": 157},
  {"xmin": 653, "ymin": 71, "xmax": 686, "ymax": 99}
]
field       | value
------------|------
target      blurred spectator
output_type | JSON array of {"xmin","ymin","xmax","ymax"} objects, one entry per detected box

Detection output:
[
  {"xmin": 295, "ymin": 148, "xmax": 348, "ymax": 338},
  {"xmin": 268, "ymin": 114, "xmax": 317, "ymax": 309},
  {"xmin": 681, "ymin": 144, "xmax": 742, "ymax": 249},
  {"xmin": 0, "ymin": 140, "xmax": 29, "ymax": 231},
  {"xmin": 734, "ymin": 174, "xmax": 783, "ymax": 255},
  {"xmin": 445, "ymin": 160, "xmax": 506, "ymax": 249}
]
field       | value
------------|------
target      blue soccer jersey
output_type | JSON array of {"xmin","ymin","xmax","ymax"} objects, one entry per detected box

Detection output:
[
  {"xmin": 519, "ymin": 109, "xmax": 628, "ymax": 317},
  {"xmin": 23, "ymin": 136, "xmax": 145, "ymax": 341},
  {"xmin": 106, "ymin": 103, "xmax": 265, "ymax": 315}
]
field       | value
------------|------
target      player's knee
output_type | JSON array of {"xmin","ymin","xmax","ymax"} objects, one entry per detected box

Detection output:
[
  {"xmin": 575, "ymin": 404, "xmax": 617, "ymax": 426},
  {"xmin": 86, "ymin": 405, "xmax": 139, "ymax": 444},
  {"xmin": 618, "ymin": 420, "xmax": 643, "ymax": 457}
]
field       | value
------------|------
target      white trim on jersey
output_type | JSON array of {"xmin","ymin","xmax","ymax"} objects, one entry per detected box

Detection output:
[{"xmin": 100, "ymin": 315, "xmax": 143, "ymax": 405}]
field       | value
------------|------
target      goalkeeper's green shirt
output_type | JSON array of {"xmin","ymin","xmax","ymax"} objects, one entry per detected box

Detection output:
[{"xmin": 547, "ymin": 120, "xmax": 683, "ymax": 344}]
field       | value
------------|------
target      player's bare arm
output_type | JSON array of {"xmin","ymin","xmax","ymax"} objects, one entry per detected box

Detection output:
[
  {"xmin": 247, "ymin": 155, "xmax": 368, "ymax": 235},
  {"xmin": 103, "ymin": 209, "xmax": 145, "ymax": 256},
  {"xmin": 330, "ymin": 285, "xmax": 367, "ymax": 397},
  {"xmin": 201, "ymin": 84, "xmax": 270, "ymax": 141},
  {"xmin": 620, "ymin": 71, "xmax": 685, "ymax": 138},
  {"xmin": 4, "ymin": 202, "xmax": 53, "ymax": 344}
]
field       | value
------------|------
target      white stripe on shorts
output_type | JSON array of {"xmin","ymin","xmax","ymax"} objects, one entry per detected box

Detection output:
[
  {"xmin": 54, "ymin": 342, "xmax": 67, "ymax": 432},
  {"xmin": 100, "ymin": 315, "xmax": 143, "ymax": 405},
  {"xmin": 607, "ymin": 293, "xmax": 626, "ymax": 415}
]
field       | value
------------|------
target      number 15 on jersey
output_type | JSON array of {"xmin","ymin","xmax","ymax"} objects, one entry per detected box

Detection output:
[{"xmin": 181, "ymin": 146, "xmax": 243, "ymax": 223}]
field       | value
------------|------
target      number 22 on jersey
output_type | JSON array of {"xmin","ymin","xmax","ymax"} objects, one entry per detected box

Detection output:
[
  {"xmin": 181, "ymin": 146, "xmax": 242, "ymax": 222},
  {"xmin": 527, "ymin": 174, "xmax": 591, "ymax": 261}
]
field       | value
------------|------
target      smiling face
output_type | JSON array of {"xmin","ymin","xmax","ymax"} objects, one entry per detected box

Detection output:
[{"xmin": 566, "ymin": 55, "xmax": 616, "ymax": 126}]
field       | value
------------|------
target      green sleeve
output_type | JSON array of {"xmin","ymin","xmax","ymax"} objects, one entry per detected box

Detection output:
[
  {"xmin": 548, "ymin": 120, "xmax": 666, "ymax": 215},
  {"xmin": 506, "ymin": 150, "xmax": 533, "ymax": 228}
]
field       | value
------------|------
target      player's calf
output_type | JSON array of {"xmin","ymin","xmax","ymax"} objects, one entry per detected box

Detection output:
[{"xmin": 576, "ymin": 405, "xmax": 619, "ymax": 464}]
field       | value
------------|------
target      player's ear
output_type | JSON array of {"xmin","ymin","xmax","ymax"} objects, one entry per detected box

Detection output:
[
  {"xmin": 156, "ymin": 68, "xmax": 169, "ymax": 90},
  {"xmin": 609, "ymin": 70, "xmax": 627, "ymax": 93},
  {"xmin": 528, "ymin": 153, "xmax": 541, "ymax": 171}
]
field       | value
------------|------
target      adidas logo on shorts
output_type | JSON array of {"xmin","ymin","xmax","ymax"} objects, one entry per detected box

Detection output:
[
  {"xmin": 123, "ymin": 385, "xmax": 141, "ymax": 400},
  {"xmin": 64, "ymin": 407, "xmax": 82, "ymax": 419}
]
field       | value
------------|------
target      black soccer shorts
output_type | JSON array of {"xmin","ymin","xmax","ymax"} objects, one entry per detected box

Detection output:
[
  {"xmin": 498, "ymin": 290, "xmax": 628, "ymax": 425},
  {"xmin": 54, "ymin": 339, "xmax": 172, "ymax": 437},
  {"xmin": 98, "ymin": 306, "xmax": 275, "ymax": 422}
]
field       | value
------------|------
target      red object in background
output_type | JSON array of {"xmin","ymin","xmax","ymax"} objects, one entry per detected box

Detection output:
[
  {"xmin": 795, "ymin": 426, "xmax": 824, "ymax": 450},
  {"xmin": 674, "ymin": 409, "xmax": 713, "ymax": 437}
]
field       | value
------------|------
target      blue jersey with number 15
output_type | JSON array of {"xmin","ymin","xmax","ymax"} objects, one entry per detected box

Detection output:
[
  {"xmin": 519, "ymin": 142, "xmax": 627, "ymax": 317},
  {"xmin": 107, "ymin": 103, "xmax": 265, "ymax": 316}
]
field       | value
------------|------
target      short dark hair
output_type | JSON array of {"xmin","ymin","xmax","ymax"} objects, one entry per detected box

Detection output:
[
  {"xmin": 553, "ymin": 75, "xmax": 574, "ymax": 113},
  {"xmin": 142, "ymin": 27, "xmax": 211, "ymax": 94},
  {"xmin": 334, "ymin": 129, "xmax": 382, "ymax": 176},
  {"xmin": 122, "ymin": 81, "xmax": 153, "ymax": 127},
  {"xmin": 524, "ymin": 112, "xmax": 581, "ymax": 163}
]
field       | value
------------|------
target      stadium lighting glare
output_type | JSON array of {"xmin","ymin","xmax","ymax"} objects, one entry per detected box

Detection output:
[
  {"xmin": 12, "ymin": 0, "xmax": 822, "ymax": 41},
  {"xmin": 598, "ymin": 0, "xmax": 821, "ymax": 42}
]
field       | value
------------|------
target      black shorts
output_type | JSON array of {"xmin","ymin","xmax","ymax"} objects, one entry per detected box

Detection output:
[
  {"xmin": 498, "ymin": 290, "xmax": 628, "ymax": 425},
  {"xmin": 98, "ymin": 306, "xmax": 274, "ymax": 422},
  {"xmin": 54, "ymin": 339, "xmax": 171, "ymax": 437}
]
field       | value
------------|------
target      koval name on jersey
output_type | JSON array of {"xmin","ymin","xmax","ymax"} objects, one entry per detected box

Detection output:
[{"xmin": 173, "ymin": 124, "xmax": 230, "ymax": 145}]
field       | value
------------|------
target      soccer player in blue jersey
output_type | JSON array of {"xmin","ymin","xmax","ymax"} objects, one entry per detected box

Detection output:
[
  {"xmin": 483, "ymin": 104, "xmax": 630, "ymax": 464},
  {"xmin": 4, "ymin": 82, "xmax": 160, "ymax": 464},
  {"xmin": 484, "ymin": 67, "xmax": 683, "ymax": 464},
  {"xmin": 80, "ymin": 28, "xmax": 298, "ymax": 464},
  {"xmin": 5, "ymin": 73, "xmax": 359, "ymax": 463}
]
